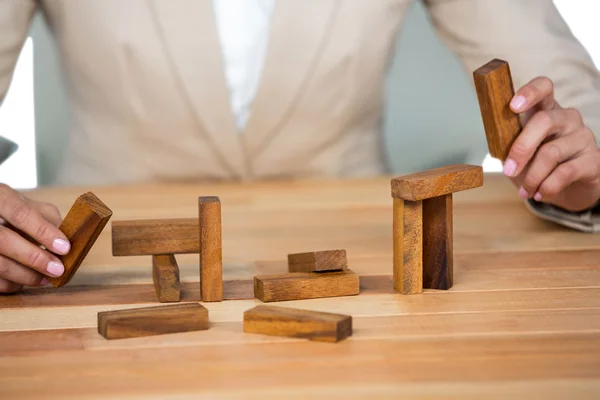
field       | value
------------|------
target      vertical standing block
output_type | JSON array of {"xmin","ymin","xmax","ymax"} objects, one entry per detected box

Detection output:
[
  {"xmin": 199, "ymin": 196, "xmax": 223, "ymax": 302},
  {"xmin": 49, "ymin": 192, "xmax": 112, "ymax": 288},
  {"xmin": 152, "ymin": 255, "xmax": 180, "ymax": 302},
  {"xmin": 422, "ymin": 194, "xmax": 453, "ymax": 290},
  {"xmin": 473, "ymin": 59, "xmax": 522, "ymax": 161},
  {"xmin": 393, "ymin": 198, "xmax": 423, "ymax": 294}
]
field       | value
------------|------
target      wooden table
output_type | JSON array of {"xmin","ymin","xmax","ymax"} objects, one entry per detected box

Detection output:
[{"xmin": 1, "ymin": 175, "xmax": 599, "ymax": 399}]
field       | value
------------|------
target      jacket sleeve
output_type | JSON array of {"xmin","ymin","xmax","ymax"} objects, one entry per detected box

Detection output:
[
  {"xmin": 0, "ymin": 0, "xmax": 38, "ymax": 105},
  {"xmin": 425, "ymin": 0, "xmax": 600, "ymax": 232}
]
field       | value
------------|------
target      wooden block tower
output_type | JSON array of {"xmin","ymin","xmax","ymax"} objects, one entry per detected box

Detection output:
[{"xmin": 391, "ymin": 164, "xmax": 483, "ymax": 294}]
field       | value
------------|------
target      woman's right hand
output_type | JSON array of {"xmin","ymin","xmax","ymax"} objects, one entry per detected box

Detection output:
[{"xmin": 0, "ymin": 184, "xmax": 71, "ymax": 293}]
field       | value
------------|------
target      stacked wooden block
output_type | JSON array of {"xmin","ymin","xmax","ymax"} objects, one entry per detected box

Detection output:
[{"xmin": 391, "ymin": 164, "xmax": 483, "ymax": 294}]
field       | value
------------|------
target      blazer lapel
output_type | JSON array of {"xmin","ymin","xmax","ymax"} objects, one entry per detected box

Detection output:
[
  {"xmin": 243, "ymin": 0, "xmax": 340, "ymax": 158},
  {"xmin": 148, "ymin": 0, "xmax": 246, "ymax": 178}
]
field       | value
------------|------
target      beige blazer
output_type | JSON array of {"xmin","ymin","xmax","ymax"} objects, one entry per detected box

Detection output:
[{"xmin": 1, "ymin": 0, "xmax": 599, "ymax": 187}]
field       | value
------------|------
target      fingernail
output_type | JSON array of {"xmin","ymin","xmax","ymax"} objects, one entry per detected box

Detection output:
[
  {"xmin": 46, "ymin": 261, "xmax": 64, "ymax": 277},
  {"xmin": 503, "ymin": 159, "xmax": 517, "ymax": 177},
  {"xmin": 511, "ymin": 95, "xmax": 526, "ymax": 111},
  {"xmin": 40, "ymin": 278, "xmax": 50, "ymax": 286},
  {"xmin": 534, "ymin": 192, "xmax": 543, "ymax": 202},
  {"xmin": 519, "ymin": 187, "xmax": 529, "ymax": 199},
  {"xmin": 53, "ymin": 238, "xmax": 70, "ymax": 254}
]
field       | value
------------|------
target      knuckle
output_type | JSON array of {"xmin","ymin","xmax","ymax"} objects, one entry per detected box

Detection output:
[
  {"xmin": 35, "ymin": 222, "xmax": 52, "ymax": 242},
  {"xmin": 566, "ymin": 108, "xmax": 583, "ymax": 125},
  {"xmin": 11, "ymin": 203, "xmax": 32, "ymax": 226},
  {"xmin": 0, "ymin": 228, "xmax": 10, "ymax": 249},
  {"xmin": 523, "ymin": 175, "xmax": 540, "ymax": 191},
  {"xmin": 540, "ymin": 143, "xmax": 562, "ymax": 163},
  {"xmin": 535, "ymin": 110, "xmax": 553, "ymax": 129},
  {"xmin": 558, "ymin": 163, "xmax": 577, "ymax": 181},
  {"xmin": 27, "ymin": 249, "xmax": 47, "ymax": 269},
  {"xmin": 541, "ymin": 180, "xmax": 560, "ymax": 197},
  {"xmin": 0, "ymin": 258, "xmax": 10, "ymax": 277},
  {"xmin": 511, "ymin": 141, "xmax": 530, "ymax": 159},
  {"xmin": 540, "ymin": 76, "xmax": 554, "ymax": 91}
]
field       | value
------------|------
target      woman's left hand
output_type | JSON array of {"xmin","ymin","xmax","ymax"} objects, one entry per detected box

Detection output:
[{"xmin": 502, "ymin": 76, "xmax": 600, "ymax": 212}]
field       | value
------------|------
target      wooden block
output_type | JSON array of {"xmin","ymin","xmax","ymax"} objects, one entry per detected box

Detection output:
[
  {"xmin": 393, "ymin": 199, "xmax": 423, "ymax": 295},
  {"xmin": 97, "ymin": 303, "xmax": 208, "ymax": 340},
  {"xmin": 391, "ymin": 164, "xmax": 483, "ymax": 201},
  {"xmin": 112, "ymin": 218, "xmax": 199, "ymax": 256},
  {"xmin": 243, "ymin": 305, "xmax": 352, "ymax": 343},
  {"xmin": 49, "ymin": 192, "xmax": 112, "ymax": 288},
  {"xmin": 288, "ymin": 249, "xmax": 347, "ymax": 273},
  {"xmin": 199, "ymin": 197, "xmax": 223, "ymax": 302},
  {"xmin": 254, "ymin": 270, "xmax": 359, "ymax": 302},
  {"xmin": 152, "ymin": 255, "xmax": 180, "ymax": 302},
  {"xmin": 423, "ymin": 194, "xmax": 453, "ymax": 290},
  {"xmin": 473, "ymin": 59, "xmax": 522, "ymax": 161}
]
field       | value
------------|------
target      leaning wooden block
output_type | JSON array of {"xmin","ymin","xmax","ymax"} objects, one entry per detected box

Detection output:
[
  {"xmin": 49, "ymin": 192, "xmax": 112, "ymax": 288},
  {"xmin": 393, "ymin": 198, "xmax": 422, "ymax": 294},
  {"xmin": 152, "ymin": 255, "xmax": 180, "ymax": 302},
  {"xmin": 473, "ymin": 59, "xmax": 522, "ymax": 161},
  {"xmin": 112, "ymin": 218, "xmax": 199, "ymax": 256},
  {"xmin": 244, "ymin": 305, "xmax": 352, "ymax": 343},
  {"xmin": 97, "ymin": 303, "xmax": 208, "ymax": 340},
  {"xmin": 288, "ymin": 249, "xmax": 347, "ymax": 273},
  {"xmin": 254, "ymin": 270, "xmax": 359, "ymax": 302},
  {"xmin": 199, "ymin": 196, "xmax": 223, "ymax": 302},
  {"xmin": 422, "ymin": 194, "xmax": 453, "ymax": 290},
  {"xmin": 391, "ymin": 164, "xmax": 483, "ymax": 201}
]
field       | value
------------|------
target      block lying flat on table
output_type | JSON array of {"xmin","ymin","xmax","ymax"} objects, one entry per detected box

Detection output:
[
  {"xmin": 97, "ymin": 303, "xmax": 208, "ymax": 340},
  {"xmin": 473, "ymin": 59, "xmax": 522, "ymax": 161},
  {"xmin": 49, "ymin": 192, "xmax": 112, "ymax": 288},
  {"xmin": 152, "ymin": 254, "xmax": 180, "ymax": 302},
  {"xmin": 391, "ymin": 164, "xmax": 483, "ymax": 201},
  {"xmin": 244, "ymin": 305, "xmax": 352, "ymax": 343},
  {"xmin": 199, "ymin": 196, "xmax": 223, "ymax": 302},
  {"xmin": 423, "ymin": 194, "xmax": 453, "ymax": 290},
  {"xmin": 112, "ymin": 218, "xmax": 199, "ymax": 256},
  {"xmin": 393, "ymin": 199, "xmax": 423, "ymax": 295},
  {"xmin": 288, "ymin": 249, "xmax": 347, "ymax": 273},
  {"xmin": 254, "ymin": 270, "xmax": 359, "ymax": 302}
]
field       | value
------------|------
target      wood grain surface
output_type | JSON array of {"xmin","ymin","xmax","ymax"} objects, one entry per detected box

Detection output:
[
  {"xmin": 2, "ymin": 176, "xmax": 599, "ymax": 399},
  {"xmin": 49, "ymin": 192, "xmax": 112, "ymax": 287},
  {"xmin": 254, "ymin": 270, "xmax": 360, "ymax": 302},
  {"xmin": 199, "ymin": 196, "xmax": 223, "ymax": 302},
  {"xmin": 423, "ymin": 194, "xmax": 453, "ymax": 290},
  {"xmin": 391, "ymin": 164, "xmax": 483, "ymax": 201},
  {"xmin": 473, "ymin": 59, "xmax": 522, "ymax": 161},
  {"xmin": 244, "ymin": 305, "xmax": 352, "ymax": 342},
  {"xmin": 288, "ymin": 249, "xmax": 347, "ymax": 272},
  {"xmin": 112, "ymin": 218, "xmax": 199, "ymax": 256},
  {"xmin": 393, "ymin": 199, "xmax": 423, "ymax": 294},
  {"xmin": 97, "ymin": 303, "xmax": 208, "ymax": 340},
  {"xmin": 152, "ymin": 255, "xmax": 180, "ymax": 302}
]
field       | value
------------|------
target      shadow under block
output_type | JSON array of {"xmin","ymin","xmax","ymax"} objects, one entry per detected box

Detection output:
[
  {"xmin": 49, "ymin": 192, "xmax": 112, "ymax": 288},
  {"xmin": 423, "ymin": 194, "xmax": 453, "ymax": 290},
  {"xmin": 199, "ymin": 197, "xmax": 223, "ymax": 302},
  {"xmin": 97, "ymin": 303, "xmax": 209, "ymax": 340},
  {"xmin": 473, "ymin": 58, "xmax": 522, "ymax": 161},
  {"xmin": 393, "ymin": 198, "xmax": 423, "ymax": 294},
  {"xmin": 152, "ymin": 255, "xmax": 180, "ymax": 302},
  {"xmin": 288, "ymin": 249, "xmax": 347, "ymax": 273},
  {"xmin": 112, "ymin": 218, "xmax": 199, "ymax": 256},
  {"xmin": 243, "ymin": 305, "xmax": 352, "ymax": 343},
  {"xmin": 254, "ymin": 270, "xmax": 360, "ymax": 302},
  {"xmin": 391, "ymin": 164, "xmax": 484, "ymax": 201}
]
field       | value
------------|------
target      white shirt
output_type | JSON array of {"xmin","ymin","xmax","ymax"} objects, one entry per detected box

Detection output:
[{"xmin": 212, "ymin": 0, "xmax": 274, "ymax": 131}]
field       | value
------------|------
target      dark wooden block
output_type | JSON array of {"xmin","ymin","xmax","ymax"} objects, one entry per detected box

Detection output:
[
  {"xmin": 254, "ymin": 270, "xmax": 359, "ymax": 302},
  {"xmin": 423, "ymin": 194, "xmax": 453, "ymax": 290},
  {"xmin": 152, "ymin": 254, "xmax": 180, "ymax": 302},
  {"xmin": 244, "ymin": 305, "xmax": 352, "ymax": 343},
  {"xmin": 288, "ymin": 249, "xmax": 347, "ymax": 273},
  {"xmin": 49, "ymin": 192, "xmax": 112, "ymax": 288},
  {"xmin": 97, "ymin": 303, "xmax": 209, "ymax": 340}
]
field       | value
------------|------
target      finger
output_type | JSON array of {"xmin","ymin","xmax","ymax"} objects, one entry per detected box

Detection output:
[
  {"xmin": 34, "ymin": 202, "xmax": 63, "ymax": 227},
  {"xmin": 519, "ymin": 135, "xmax": 585, "ymax": 199},
  {"xmin": 0, "ymin": 186, "xmax": 70, "ymax": 255},
  {"xmin": 503, "ymin": 108, "xmax": 584, "ymax": 177},
  {"xmin": 0, "ymin": 225, "xmax": 65, "ymax": 278},
  {"xmin": 536, "ymin": 155, "xmax": 600, "ymax": 202},
  {"xmin": 0, "ymin": 255, "xmax": 47, "ymax": 286},
  {"xmin": 510, "ymin": 76, "xmax": 558, "ymax": 114},
  {"xmin": 0, "ymin": 277, "xmax": 23, "ymax": 294}
]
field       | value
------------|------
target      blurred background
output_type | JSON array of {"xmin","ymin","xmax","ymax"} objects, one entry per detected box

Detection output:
[{"xmin": 0, "ymin": 0, "xmax": 598, "ymax": 189}]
